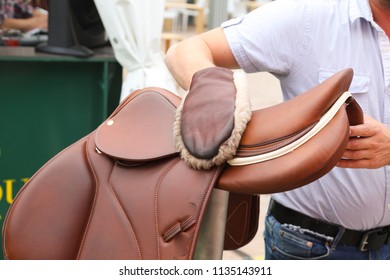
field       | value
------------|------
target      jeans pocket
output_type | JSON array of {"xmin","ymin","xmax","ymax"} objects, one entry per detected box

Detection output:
[{"xmin": 265, "ymin": 215, "xmax": 332, "ymax": 260}]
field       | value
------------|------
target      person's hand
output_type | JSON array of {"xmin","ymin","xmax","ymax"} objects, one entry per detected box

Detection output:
[
  {"xmin": 337, "ymin": 114, "xmax": 390, "ymax": 168},
  {"xmin": 29, "ymin": 9, "xmax": 48, "ymax": 31}
]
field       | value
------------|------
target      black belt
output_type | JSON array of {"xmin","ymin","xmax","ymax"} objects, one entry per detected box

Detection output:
[{"xmin": 269, "ymin": 199, "xmax": 390, "ymax": 251}]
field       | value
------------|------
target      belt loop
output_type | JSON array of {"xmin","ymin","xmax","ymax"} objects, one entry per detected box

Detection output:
[{"xmin": 330, "ymin": 227, "xmax": 346, "ymax": 250}]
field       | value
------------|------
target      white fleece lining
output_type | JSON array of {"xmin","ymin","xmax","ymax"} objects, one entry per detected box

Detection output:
[
  {"xmin": 173, "ymin": 70, "xmax": 252, "ymax": 170},
  {"xmin": 228, "ymin": 91, "xmax": 352, "ymax": 166}
]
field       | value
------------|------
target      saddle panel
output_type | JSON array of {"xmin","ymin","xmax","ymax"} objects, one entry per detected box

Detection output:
[{"xmin": 224, "ymin": 193, "xmax": 259, "ymax": 250}]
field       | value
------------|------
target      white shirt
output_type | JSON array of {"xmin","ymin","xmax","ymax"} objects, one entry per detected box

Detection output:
[{"xmin": 222, "ymin": 0, "xmax": 390, "ymax": 230}]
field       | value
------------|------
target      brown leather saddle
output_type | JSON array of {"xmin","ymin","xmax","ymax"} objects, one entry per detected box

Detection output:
[{"xmin": 2, "ymin": 68, "xmax": 363, "ymax": 260}]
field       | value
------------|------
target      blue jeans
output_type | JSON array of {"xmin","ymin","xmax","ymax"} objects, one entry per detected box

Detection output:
[{"xmin": 264, "ymin": 214, "xmax": 390, "ymax": 260}]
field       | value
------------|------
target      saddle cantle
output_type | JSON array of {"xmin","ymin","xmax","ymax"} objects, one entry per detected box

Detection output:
[{"xmin": 2, "ymin": 68, "xmax": 363, "ymax": 259}]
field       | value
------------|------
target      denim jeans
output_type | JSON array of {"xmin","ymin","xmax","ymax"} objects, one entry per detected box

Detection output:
[{"xmin": 264, "ymin": 214, "xmax": 390, "ymax": 260}]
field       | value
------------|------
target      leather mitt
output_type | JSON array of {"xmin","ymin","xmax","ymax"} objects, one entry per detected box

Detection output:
[{"xmin": 173, "ymin": 67, "xmax": 252, "ymax": 170}]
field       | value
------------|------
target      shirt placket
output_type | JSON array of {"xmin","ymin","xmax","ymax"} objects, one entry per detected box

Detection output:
[{"xmin": 379, "ymin": 29, "xmax": 390, "ymax": 223}]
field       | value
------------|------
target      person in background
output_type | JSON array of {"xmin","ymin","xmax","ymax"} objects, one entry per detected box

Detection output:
[
  {"xmin": 0, "ymin": 0, "xmax": 47, "ymax": 32},
  {"xmin": 165, "ymin": 0, "xmax": 390, "ymax": 259}
]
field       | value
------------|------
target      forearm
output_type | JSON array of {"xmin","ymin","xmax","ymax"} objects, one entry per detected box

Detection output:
[
  {"xmin": 165, "ymin": 37, "xmax": 216, "ymax": 90},
  {"xmin": 165, "ymin": 28, "xmax": 239, "ymax": 90},
  {"xmin": 0, "ymin": 10, "xmax": 47, "ymax": 32},
  {"xmin": 1, "ymin": 18, "xmax": 32, "ymax": 32}
]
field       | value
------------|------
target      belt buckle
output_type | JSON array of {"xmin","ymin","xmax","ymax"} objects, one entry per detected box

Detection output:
[{"xmin": 359, "ymin": 228, "xmax": 383, "ymax": 252}]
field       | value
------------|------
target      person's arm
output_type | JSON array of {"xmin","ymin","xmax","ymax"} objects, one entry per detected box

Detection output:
[
  {"xmin": 1, "ymin": 17, "xmax": 32, "ymax": 32},
  {"xmin": 167, "ymin": 28, "xmax": 251, "ymax": 170},
  {"xmin": 0, "ymin": 9, "xmax": 47, "ymax": 32},
  {"xmin": 165, "ymin": 27, "xmax": 240, "ymax": 90}
]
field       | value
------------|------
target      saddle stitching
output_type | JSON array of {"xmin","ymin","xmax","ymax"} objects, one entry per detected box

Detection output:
[
  {"xmin": 108, "ymin": 161, "xmax": 142, "ymax": 259},
  {"xmin": 76, "ymin": 141, "xmax": 100, "ymax": 260},
  {"xmin": 188, "ymin": 167, "xmax": 223, "ymax": 258},
  {"xmin": 154, "ymin": 157, "xmax": 182, "ymax": 259},
  {"xmin": 225, "ymin": 200, "xmax": 249, "ymax": 245},
  {"xmin": 162, "ymin": 216, "xmax": 196, "ymax": 242}
]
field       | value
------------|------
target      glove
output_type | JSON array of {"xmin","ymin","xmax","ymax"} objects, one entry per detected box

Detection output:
[{"xmin": 173, "ymin": 67, "xmax": 252, "ymax": 170}]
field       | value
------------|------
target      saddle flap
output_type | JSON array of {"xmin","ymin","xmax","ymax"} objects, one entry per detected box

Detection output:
[{"xmin": 95, "ymin": 88, "xmax": 181, "ymax": 162}]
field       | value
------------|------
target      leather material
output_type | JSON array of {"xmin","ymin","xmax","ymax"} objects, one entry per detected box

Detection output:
[
  {"xmin": 95, "ymin": 89, "xmax": 180, "ymax": 162},
  {"xmin": 3, "ymin": 88, "xmax": 224, "ymax": 260},
  {"xmin": 223, "ymin": 193, "xmax": 259, "ymax": 250},
  {"xmin": 217, "ymin": 68, "xmax": 363, "ymax": 194},
  {"xmin": 174, "ymin": 67, "xmax": 252, "ymax": 170},
  {"xmin": 2, "ymin": 68, "xmax": 363, "ymax": 259},
  {"xmin": 180, "ymin": 67, "xmax": 236, "ymax": 159}
]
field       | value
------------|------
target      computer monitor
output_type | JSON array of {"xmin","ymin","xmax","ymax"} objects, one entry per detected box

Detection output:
[{"xmin": 36, "ymin": 0, "xmax": 107, "ymax": 57}]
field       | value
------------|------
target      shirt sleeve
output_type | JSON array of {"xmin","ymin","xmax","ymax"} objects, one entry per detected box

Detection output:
[{"xmin": 222, "ymin": 0, "xmax": 312, "ymax": 76}]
